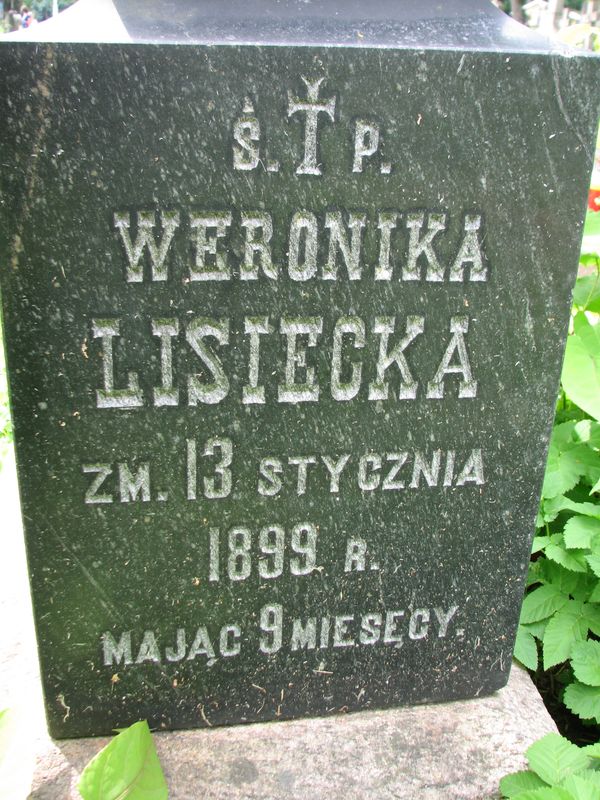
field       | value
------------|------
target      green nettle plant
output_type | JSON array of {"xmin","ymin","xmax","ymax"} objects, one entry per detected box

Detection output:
[
  {"xmin": 500, "ymin": 733, "xmax": 600, "ymax": 799},
  {"xmin": 514, "ymin": 260, "xmax": 600, "ymax": 736}
]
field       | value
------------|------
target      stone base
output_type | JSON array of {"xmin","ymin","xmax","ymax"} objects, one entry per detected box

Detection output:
[
  {"xmin": 0, "ymin": 451, "xmax": 557, "ymax": 799},
  {"xmin": 32, "ymin": 666, "xmax": 555, "ymax": 800}
]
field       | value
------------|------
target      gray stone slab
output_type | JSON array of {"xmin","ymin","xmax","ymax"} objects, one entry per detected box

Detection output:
[{"xmin": 29, "ymin": 667, "xmax": 558, "ymax": 800}]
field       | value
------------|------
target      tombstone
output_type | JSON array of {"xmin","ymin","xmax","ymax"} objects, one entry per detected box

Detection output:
[{"xmin": 0, "ymin": 0, "xmax": 598, "ymax": 740}]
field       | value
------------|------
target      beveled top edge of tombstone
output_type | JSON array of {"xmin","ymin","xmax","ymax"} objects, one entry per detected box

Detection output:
[
  {"xmin": 112, "ymin": 0, "xmax": 559, "ymax": 53},
  {"xmin": 1, "ymin": 0, "xmax": 583, "ymax": 56}
]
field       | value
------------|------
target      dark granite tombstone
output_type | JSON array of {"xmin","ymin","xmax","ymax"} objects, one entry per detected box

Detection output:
[{"xmin": 0, "ymin": 0, "xmax": 598, "ymax": 739}]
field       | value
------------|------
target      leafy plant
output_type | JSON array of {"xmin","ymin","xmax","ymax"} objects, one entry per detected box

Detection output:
[
  {"xmin": 500, "ymin": 733, "xmax": 600, "ymax": 799},
  {"xmin": 78, "ymin": 720, "xmax": 168, "ymax": 800},
  {"xmin": 514, "ymin": 254, "xmax": 600, "ymax": 736},
  {"xmin": 0, "ymin": 713, "xmax": 168, "ymax": 799}
]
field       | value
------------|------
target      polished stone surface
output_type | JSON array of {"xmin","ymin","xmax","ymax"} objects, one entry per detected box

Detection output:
[{"xmin": 0, "ymin": 4, "xmax": 598, "ymax": 738}]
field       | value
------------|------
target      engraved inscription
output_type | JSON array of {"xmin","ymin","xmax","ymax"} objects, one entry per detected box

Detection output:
[
  {"xmin": 74, "ymin": 72, "xmax": 495, "ymax": 685},
  {"xmin": 112, "ymin": 209, "xmax": 487, "ymax": 284},
  {"xmin": 90, "ymin": 314, "xmax": 478, "ymax": 408}
]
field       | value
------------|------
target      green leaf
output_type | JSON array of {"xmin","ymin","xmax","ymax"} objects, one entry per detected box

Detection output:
[
  {"xmin": 543, "ymin": 495, "xmax": 600, "ymax": 522},
  {"xmin": 542, "ymin": 602, "xmax": 588, "ymax": 669},
  {"xmin": 574, "ymin": 419, "xmax": 600, "ymax": 449},
  {"xmin": 499, "ymin": 770, "xmax": 547, "ymax": 798},
  {"xmin": 583, "ymin": 742, "xmax": 600, "ymax": 759},
  {"xmin": 582, "ymin": 602, "xmax": 600, "ymax": 636},
  {"xmin": 536, "ymin": 509, "xmax": 546, "ymax": 529},
  {"xmin": 584, "ymin": 209, "xmax": 600, "ymax": 237},
  {"xmin": 571, "ymin": 575, "xmax": 600, "ymax": 603},
  {"xmin": 511, "ymin": 788, "xmax": 574, "ymax": 799},
  {"xmin": 564, "ymin": 517, "xmax": 600, "ymax": 550},
  {"xmin": 527, "ymin": 561, "xmax": 544, "ymax": 587},
  {"xmin": 561, "ymin": 774, "xmax": 600, "ymax": 800},
  {"xmin": 580, "ymin": 252, "xmax": 600, "ymax": 269},
  {"xmin": 588, "ymin": 581, "xmax": 600, "ymax": 603},
  {"xmin": 573, "ymin": 273, "xmax": 600, "ymax": 313},
  {"xmin": 521, "ymin": 619, "xmax": 549, "ymax": 640},
  {"xmin": 514, "ymin": 626, "xmax": 539, "ymax": 671},
  {"xmin": 586, "ymin": 555, "xmax": 600, "ymax": 578},
  {"xmin": 561, "ymin": 314, "xmax": 600, "ymax": 422},
  {"xmin": 563, "ymin": 681, "xmax": 600, "ymax": 724},
  {"xmin": 573, "ymin": 771, "xmax": 600, "ymax": 788},
  {"xmin": 545, "ymin": 543, "xmax": 589, "ymax": 573},
  {"xmin": 521, "ymin": 585, "xmax": 569, "ymax": 624},
  {"xmin": 78, "ymin": 720, "xmax": 168, "ymax": 800},
  {"xmin": 526, "ymin": 733, "xmax": 589, "ymax": 786},
  {"xmin": 543, "ymin": 433, "xmax": 590, "ymax": 500},
  {"xmin": 539, "ymin": 561, "xmax": 582, "ymax": 596},
  {"xmin": 571, "ymin": 640, "xmax": 600, "ymax": 686},
  {"xmin": 532, "ymin": 536, "xmax": 551, "ymax": 554}
]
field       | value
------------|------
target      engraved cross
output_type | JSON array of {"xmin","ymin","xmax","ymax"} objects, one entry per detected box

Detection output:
[{"xmin": 288, "ymin": 77, "xmax": 336, "ymax": 176}]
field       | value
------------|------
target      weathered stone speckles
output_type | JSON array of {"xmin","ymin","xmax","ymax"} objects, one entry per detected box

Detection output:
[{"xmin": 0, "ymin": 24, "xmax": 598, "ymax": 738}]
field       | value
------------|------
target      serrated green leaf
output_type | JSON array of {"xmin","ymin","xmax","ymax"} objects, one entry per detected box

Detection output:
[
  {"xmin": 571, "ymin": 640, "xmax": 600, "ymax": 686},
  {"xmin": 539, "ymin": 561, "xmax": 582, "ymax": 596},
  {"xmin": 545, "ymin": 544, "xmax": 589, "ymax": 573},
  {"xmin": 583, "ymin": 742, "xmax": 600, "ymax": 759},
  {"xmin": 78, "ymin": 720, "xmax": 168, "ymax": 800},
  {"xmin": 521, "ymin": 584, "xmax": 569, "ymax": 624},
  {"xmin": 499, "ymin": 770, "xmax": 547, "ymax": 798},
  {"xmin": 511, "ymin": 787, "xmax": 575, "ymax": 799},
  {"xmin": 542, "ymin": 602, "xmax": 588, "ymax": 669},
  {"xmin": 562, "ymin": 314, "xmax": 600, "ymax": 423},
  {"xmin": 562, "ymin": 774, "xmax": 600, "ymax": 800},
  {"xmin": 574, "ymin": 420, "xmax": 600, "ymax": 448},
  {"xmin": 526, "ymin": 733, "xmax": 589, "ymax": 786},
  {"xmin": 536, "ymin": 509, "xmax": 546, "ymax": 529},
  {"xmin": 586, "ymin": 555, "xmax": 600, "ymax": 578},
  {"xmin": 543, "ymin": 495, "xmax": 600, "ymax": 522},
  {"xmin": 532, "ymin": 536, "xmax": 551, "ymax": 553},
  {"xmin": 583, "ymin": 603, "xmax": 600, "ymax": 636},
  {"xmin": 569, "ymin": 445, "xmax": 600, "ymax": 489},
  {"xmin": 514, "ymin": 626, "xmax": 539, "ymax": 671},
  {"xmin": 521, "ymin": 619, "xmax": 549, "ymax": 640},
  {"xmin": 588, "ymin": 581, "xmax": 600, "ymax": 603},
  {"xmin": 563, "ymin": 681, "xmax": 600, "ymax": 724},
  {"xmin": 564, "ymin": 517, "xmax": 600, "ymax": 550},
  {"xmin": 570, "ymin": 574, "xmax": 598, "ymax": 603},
  {"xmin": 573, "ymin": 771, "xmax": 600, "ymax": 788},
  {"xmin": 527, "ymin": 561, "xmax": 544, "ymax": 587},
  {"xmin": 583, "ymin": 602, "xmax": 600, "ymax": 636},
  {"xmin": 543, "ymin": 441, "xmax": 589, "ymax": 500}
]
